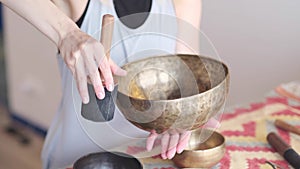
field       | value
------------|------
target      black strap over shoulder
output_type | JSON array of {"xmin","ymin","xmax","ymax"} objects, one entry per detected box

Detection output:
[
  {"xmin": 75, "ymin": 0, "xmax": 91, "ymax": 27},
  {"xmin": 113, "ymin": 0, "xmax": 152, "ymax": 29},
  {"xmin": 76, "ymin": 0, "xmax": 152, "ymax": 29}
]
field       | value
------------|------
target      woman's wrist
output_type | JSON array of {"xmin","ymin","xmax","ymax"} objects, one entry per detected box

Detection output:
[{"xmin": 56, "ymin": 20, "xmax": 80, "ymax": 48}]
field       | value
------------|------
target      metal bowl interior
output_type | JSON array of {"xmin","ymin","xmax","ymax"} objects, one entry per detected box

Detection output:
[
  {"xmin": 116, "ymin": 54, "xmax": 229, "ymax": 133},
  {"xmin": 172, "ymin": 129, "xmax": 226, "ymax": 168},
  {"xmin": 73, "ymin": 152, "xmax": 143, "ymax": 169}
]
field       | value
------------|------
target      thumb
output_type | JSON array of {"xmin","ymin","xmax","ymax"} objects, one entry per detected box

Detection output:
[
  {"xmin": 109, "ymin": 59, "xmax": 127, "ymax": 76},
  {"xmin": 146, "ymin": 130, "xmax": 158, "ymax": 151},
  {"xmin": 202, "ymin": 118, "xmax": 220, "ymax": 129}
]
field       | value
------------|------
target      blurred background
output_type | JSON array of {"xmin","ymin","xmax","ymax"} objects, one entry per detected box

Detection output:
[{"xmin": 0, "ymin": 0, "xmax": 299, "ymax": 169}]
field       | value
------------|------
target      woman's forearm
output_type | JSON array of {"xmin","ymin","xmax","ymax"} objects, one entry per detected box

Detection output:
[
  {"xmin": 173, "ymin": 0, "xmax": 202, "ymax": 30},
  {"xmin": 1, "ymin": 0, "xmax": 79, "ymax": 47},
  {"xmin": 173, "ymin": 0, "xmax": 202, "ymax": 54}
]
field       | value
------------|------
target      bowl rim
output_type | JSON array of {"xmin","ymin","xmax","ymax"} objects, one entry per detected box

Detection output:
[
  {"xmin": 183, "ymin": 129, "xmax": 226, "ymax": 152},
  {"xmin": 73, "ymin": 151, "xmax": 143, "ymax": 169},
  {"xmin": 117, "ymin": 54, "xmax": 229, "ymax": 102}
]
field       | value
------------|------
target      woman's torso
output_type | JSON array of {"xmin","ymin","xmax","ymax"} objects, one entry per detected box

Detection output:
[{"xmin": 42, "ymin": 1, "xmax": 177, "ymax": 169}]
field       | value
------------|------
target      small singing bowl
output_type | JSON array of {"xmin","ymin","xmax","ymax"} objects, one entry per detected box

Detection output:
[
  {"xmin": 116, "ymin": 54, "xmax": 230, "ymax": 133},
  {"xmin": 172, "ymin": 129, "xmax": 226, "ymax": 168},
  {"xmin": 73, "ymin": 152, "xmax": 143, "ymax": 169}
]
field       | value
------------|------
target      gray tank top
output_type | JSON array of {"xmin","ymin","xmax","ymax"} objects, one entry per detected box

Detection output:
[{"xmin": 42, "ymin": 0, "xmax": 177, "ymax": 168}]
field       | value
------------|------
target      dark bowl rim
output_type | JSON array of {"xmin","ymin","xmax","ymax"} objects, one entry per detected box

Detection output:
[{"xmin": 73, "ymin": 151, "xmax": 143, "ymax": 169}]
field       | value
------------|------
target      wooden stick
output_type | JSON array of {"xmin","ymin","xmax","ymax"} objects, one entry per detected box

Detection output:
[
  {"xmin": 100, "ymin": 14, "xmax": 114, "ymax": 59},
  {"xmin": 96, "ymin": 14, "xmax": 115, "ymax": 122},
  {"xmin": 275, "ymin": 119, "xmax": 300, "ymax": 136},
  {"xmin": 267, "ymin": 132, "xmax": 300, "ymax": 168}
]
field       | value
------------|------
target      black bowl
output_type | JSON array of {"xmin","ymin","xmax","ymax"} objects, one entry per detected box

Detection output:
[{"xmin": 73, "ymin": 152, "xmax": 143, "ymax": 169}]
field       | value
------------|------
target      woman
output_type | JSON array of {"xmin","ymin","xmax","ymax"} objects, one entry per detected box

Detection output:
[{"xmin": 0, "ymin": 0, "xmax": 202, "ymax": 168}]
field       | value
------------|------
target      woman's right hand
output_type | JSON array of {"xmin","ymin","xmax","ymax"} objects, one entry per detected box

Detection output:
[{"xmin": 58, "ymin": 29, "xmax": 126, "ymax": 104}]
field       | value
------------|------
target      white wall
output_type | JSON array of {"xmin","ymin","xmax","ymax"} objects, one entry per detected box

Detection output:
[
  {"xmin": 201, "ymin": 0, "xmax": 300, "ymax": 106},
  {"xmin": 3, "ymin": 7, "xmax": 61, "ymax": 129}
]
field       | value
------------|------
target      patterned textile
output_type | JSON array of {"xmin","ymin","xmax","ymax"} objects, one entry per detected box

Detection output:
[
  {"xmin": 218, "ymin": 95, "xmax": 300, "ymax": 169},
  {"xmin": 275, "ymin": 81, "xmax": 300, "ymax": 102},
  {"xmin": 68, "ymin": 82, "xmax": 300, "ymax": 169},
  {"xmin": 140, "ymin": 91, "xmax": 300, "ymax": 169},
  {"xmin": 140, "ymin": 82, "xmax": 300, "ymax": 169}
]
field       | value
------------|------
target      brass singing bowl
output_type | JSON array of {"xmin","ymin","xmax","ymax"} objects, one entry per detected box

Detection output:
[
  {"xmin": 73, "ymin": 152, "xmax": 143, "ymax": 169},
  {"xmin": 116, "ymin": 54, "xmax": 229, "ymax": 133},
  {"xmin": 172, "ymin": 129, "xmax": 226, "ymax": 168}
]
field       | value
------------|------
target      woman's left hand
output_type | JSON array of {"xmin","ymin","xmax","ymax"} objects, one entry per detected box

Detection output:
[
  {"xmin": 146, "ymin": 117, "xmax": 220, "ymax": 159},
  {"xmin": 146, "ymin": 129, "xmax": 191, "ymax": 159}
]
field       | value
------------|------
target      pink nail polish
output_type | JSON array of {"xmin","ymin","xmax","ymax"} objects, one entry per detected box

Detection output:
[
  {"xmin": 146, "ymin": 145, "xmax": 152, "ymax": 151},
  {"xmin": 83, "ymin": 97, "xmax": 89, "ymax": 104},
  {"xmin": 107, "ymin": 84, "xmax": 114, "ymax": 91},
  {"xmin": 177, "ymin": 148, "xmax": 184, "ymax": 154},
  {"xmin": 99, "ymin": 91, "xmax": 105, "ymax": 99}
]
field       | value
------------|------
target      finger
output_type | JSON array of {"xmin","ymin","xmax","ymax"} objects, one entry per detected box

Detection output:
[
  {"xmin": 109, "ymin": 59, "xmax": 127, "ymax": 76},
  {"xmin": 161, "ymin": 133, "xmax": 170, "ymax": 159},
  {"xmin": 75, "ymin": 56, "xmax": 89, "ymax": 104},
  {"xmin": 94, "ymin": 45, "xmax": 114, "ymax": 92},
  {"xmin": 84, "ymin": 50, "xmax": 105, "ymax": 99},
  {"xmin": 167, "ymin": 133, "xmax": 180, "ymax": 159},
  {"xmin": 203, "ymin": 117, "xmax": 220, "ymax": 129},
  {"xmin": 177, "ymin": 131, "xmax": 191, "ymax": 154},
  {"xmin": 87, "ymin": 77, "xmax": 92, "ymax": 84},
  {"xmin": 146, "ymin": 130, "xmax": 158, "ymax": 151},
  {"xmin": 98, "ymin": 57, "xmax": 114, "ymax": 92},
  {"xmin": 94, "ymin": 42, "xmax": 105, "ymax": 67}
]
